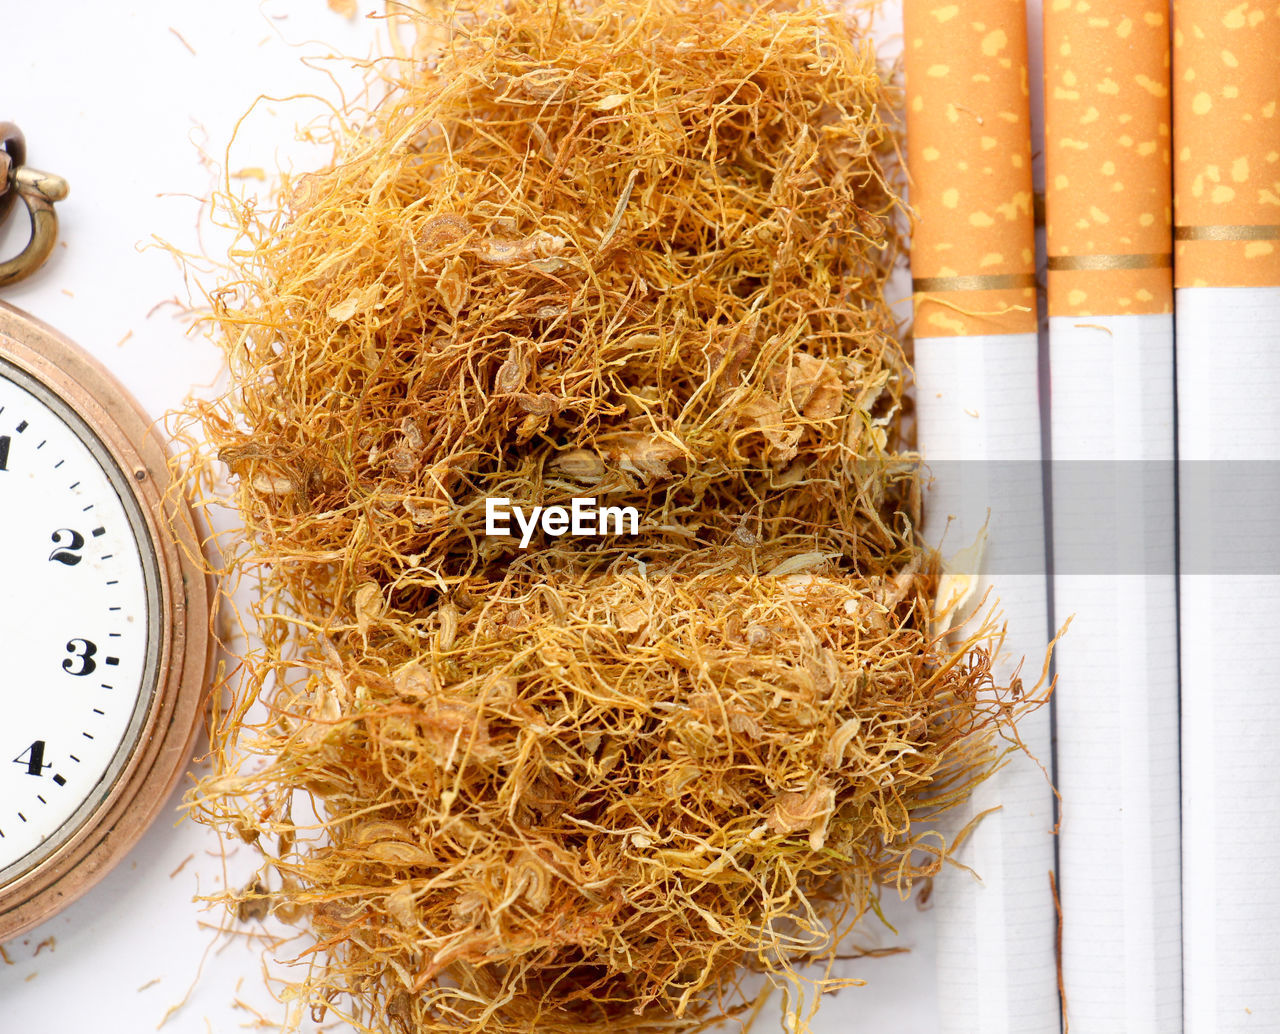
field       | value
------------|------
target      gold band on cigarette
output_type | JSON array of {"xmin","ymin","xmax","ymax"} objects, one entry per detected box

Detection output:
[
  {"xmin": 904, "ymin": 0, "xmax": 1036, "ymax": 337},
  {"xmin": 1046, "ymin": 254, "xmax": 1172, "ymax": 272},
  {"xmin": 1043, "ymin": 2, "xmax": 1172, "ymax": 318},
  {"xmin": 1174, "ymin": 225, "xmax": 1280, "ymax": 243},
  {"xmin": 912, "ymin": 273, "xmax": 1039, "ymax": 293},
  {"xmin": 1173, "ymin": 2, "xmax": 1280, "ymax": 288}
]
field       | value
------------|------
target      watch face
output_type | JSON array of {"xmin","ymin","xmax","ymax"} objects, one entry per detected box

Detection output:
[{"xmin": 0, "ymin": 355, "xmax": 162, "ymax": 885}]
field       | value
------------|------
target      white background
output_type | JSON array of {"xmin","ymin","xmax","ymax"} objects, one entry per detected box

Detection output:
[{"xmin": 0, "ymin": 3, "xmax": 940, "ymax": 1031}]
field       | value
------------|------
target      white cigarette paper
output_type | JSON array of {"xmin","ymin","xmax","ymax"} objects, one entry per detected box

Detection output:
[
  {"xmin": 1178, "ymin": 287, "xmax": 1280, "ymax": 1032},
  {"xmin": 1048, "ymin": 316, "xmax": 1181, "ymax": 1032},
  {"xmin": 914, "ymin": 334, "xmax": 1058, "ymax": 1034}
]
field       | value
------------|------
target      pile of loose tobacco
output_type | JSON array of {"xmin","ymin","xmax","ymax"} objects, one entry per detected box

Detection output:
[{"xmin": 180, "ymin": 1, "xmax": 1039, "ymax": 1032}]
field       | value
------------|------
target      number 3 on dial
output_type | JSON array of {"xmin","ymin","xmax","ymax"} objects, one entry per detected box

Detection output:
[{"xmin": 62, "ymin": 639, "xmax": 97, "ymax": 677}]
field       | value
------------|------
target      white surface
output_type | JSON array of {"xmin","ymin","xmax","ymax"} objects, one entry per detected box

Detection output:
[
  {"xmin": 913, "ymin": 332, "xmax": 1059, "ymax": 1034},
  {"xmin": 1177, "ymin": 286, "xmax": 1280, "ymax": 1033},
  {"xmin": 0, "ymin": 4, "xmax": 943, "ymax": 1032},
  {"xmin": 1048, "ymin": 314, "xmax": 1181, "ymax": 1033}
]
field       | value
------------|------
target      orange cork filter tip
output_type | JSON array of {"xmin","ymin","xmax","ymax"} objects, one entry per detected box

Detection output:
[
  {"xmin": 1173, "ymin": 1, "xmax": 1280, "ymax": 288},
  {"xmin": 1044, "ymin": 1, "xmax": 1173, "ymax": 318},
  {"xmin": 905, "ymin": 0, "xmax": 1037, "ymax": 337}
]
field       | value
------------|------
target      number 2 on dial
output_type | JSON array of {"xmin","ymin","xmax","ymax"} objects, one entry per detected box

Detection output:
[{"xmin": 49, "ymin": 528, "xmax": 85, "ymax": 566}]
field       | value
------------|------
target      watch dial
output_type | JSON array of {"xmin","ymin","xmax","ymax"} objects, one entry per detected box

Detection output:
[{"xmin": 0, "ymin": 357, "xmax": 161, "ymax": 882}]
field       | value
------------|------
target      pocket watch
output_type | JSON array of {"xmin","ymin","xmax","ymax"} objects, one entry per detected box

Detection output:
[{"xmin": 0, "ymin": 123, "xmax": 210, "ymax": 939}]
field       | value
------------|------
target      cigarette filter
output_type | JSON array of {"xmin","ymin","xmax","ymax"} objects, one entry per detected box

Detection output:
[
  {"xmin": 905, "ymin": 0, "xmax": 1037, "ymax": 337},
  {"xmin": 1045, "ymin": 1, "xmax": 1173, "ymax": 316},
  {"xmin": 1174, "ymin": 1, "xmax": 1280, "ymax": 288}
]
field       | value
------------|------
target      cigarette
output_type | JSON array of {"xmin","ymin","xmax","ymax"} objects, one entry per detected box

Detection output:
[
  {"xmin": 1043, "ymin": 3, "xmax": 1181, "ymax": 1026},
  {"xmin": 1174, "ymin": 3, "xmax": 1280, "ymax": 1028},
  {"xmin": 905, "ymin": 3, "xmax": 1057, "ymax": 1030}
]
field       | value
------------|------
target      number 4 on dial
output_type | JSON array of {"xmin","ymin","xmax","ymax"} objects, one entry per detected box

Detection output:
[{"xmin": 13, "ymin": 741, "xmax": 51, "ymax": 777}]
